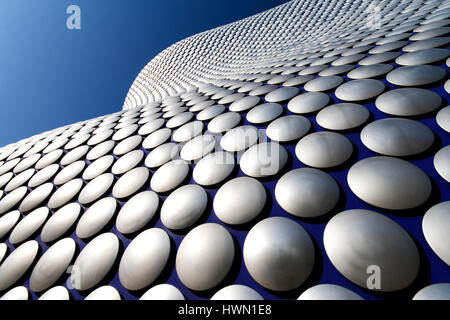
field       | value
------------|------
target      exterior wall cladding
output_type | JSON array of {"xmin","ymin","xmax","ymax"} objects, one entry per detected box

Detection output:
[{"xmin": 0, "ymin": 0, "xmax": 449, "ymax": 300}]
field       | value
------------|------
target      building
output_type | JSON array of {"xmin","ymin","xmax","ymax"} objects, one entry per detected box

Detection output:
[{"xmin": 0, "ymin": 0, "xmax": 449, "ymax": 300}]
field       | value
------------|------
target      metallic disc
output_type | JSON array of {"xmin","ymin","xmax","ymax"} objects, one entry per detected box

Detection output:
[
  {"xmin": 413, "ymin": 284, "xmax": 450, "ymax": 300},
  {"xmin": 86, "ymin": 140, "xmax": 115, "ymax": 161},
  {"xmin": 237, "ymin": 82, "xmax": 262, "ymax": 93},
  {"xmin": 265, "ymin": 87, "xmax": 300, "ymax": 103},
  {"xmin": 304, "ymin": 76, "xmax": 343, "ymax": 92},
  {"xmin": 347, "ymin": 64, "xmax": 393, "ymax": 79},
  {"xmin": 113, "ymin": 135, "xmax": 142, "ymax": 156},
  {"xmin": 220, "ymin": 125, "xmax": 259, "ymax": 152},
  {"xmin": 189, "ymin": 100, "xmax": 214, "ymax": 112},
  {"xmin": 414, "ymin": 20, "xmax": 450, "ymax": 32},
  {"xmin": 229, "ymin": 96, "xmax": 260, "ymax": 112},
  {"xmin": 0, "ymin": 243, "xmax": 6, "ymax": 265},
  {"xmin": 64, "ymin": 135, "xmax": 90, "ymax": 151},
  {"xmin": 0, "ymin": 240, "xmax": 39, "ymax": 290},
  {"xmin": 70, "ymin": 233, "xmax": 119, "ymax": 291},
  {"xmin": 116, "ymin": 191, "xmax": 159, "ymax": 234},
  {"xmin": 82, "ymin": 155, "xmax": 114, "ymax": 180},
  {"xmin": 29, "ymin": 238, "xmax": 76, "ymax": 292},
  {"xmin": 85, "ymin": 286, "xmax": 121, "ymax": 300},
  {"xmin": 180, "ymin": 135, "xmax": 217, "ymax": 162},
  {"xmin": 87, "ymin": 129, "xmax": 113, "ymax": 146},
  {"xmin": 172, "ymin": 121, "xmax": 204, "ymax": 143},
  {"xmin": 142, "ymin": 128, "xmax": 172, "ymax": 150},
  {"xmin": 335, "ymin": 79, "xmax": 385, "ymax": 101},
  {"xmin": 332, "ymin": 53, "xmax": 365, "ymax": 66},
  {"xmin": 361, "ymin": 118, "xmax": 434, "ymax": 156},
  {"xmin": 213, "ymin": 177, "xmax": 266, "ymax": 225},
  {"xmin": 14, "ymin": 153, "xmax": 40, "ymax": 174},
  {"xmin": 54, "ymin": 161, "xmax": 85, "ymax": 186},
  {"xmin": 5, "ymin": 168, "xmax": 35, "ymax": 192},
  {"xmin": 43, "ymin": 139, "xmax": 68, "ymax": 154},
  {"xmin": 437, "ymin": 106, "xmax": 450, "ymax": 132},
  {"xmin": 162, "ymin": 107, "xmax": 188, "ymax": 119},
  {"xmin": 150, "ymin": 160, "xmax": 189, "ymax": 193},
  {"xmin": 295, "ymin": 132, "xmax": 353, "ymax": 168},
  {"xmin": 161, "ymin": 184, "xmax": 207, "ymax": 230},
  {"xmin": 240, "ymin": 142, "xmax": 288, "ymax": 178},
  {"xmin": 358, "ymin": 51, "xmax": 401, "ymax": 65},
  {"xmin": 138, "ymin": 118, "xmax": 165, "ymax": 136},
  {"xmin": 324, "ymin": 209, "xmax": 420, "ymax": 292},
  {"xmin": 76, "ymin": 197, "xmax": 117, "ymax": 239},
  {"xmin": 246, "ymin": 103, "xmax": 283, "ymax": 124},
  {"xmin": 211, "ymin": 285, "xmax": 264, "ymax": 300},
  {"xmin": 275, "ymin": 168, "xmax": 339, "ymax": 218},
  {"xmin": 347, "ymin": 157, "xmax": 431, "ymax": 210},
  {"xmin": 145, "ymin": 143, "xmax": 180, "ymax": 168},
  {"xmin": 298, "ymin": 284, "xmax": 363, "ymax": 300},
  {"xmin": 48, "ymin": 179, "xmax": 84, "ymax": 209},
  {"xmin": 218, "ymin": 93, "xmax": 245, "ymax": 105},
  {"xmin": 140, "ymin": 284, "xmax": 185, "ymax": 300},
  {"xmin": 316, "ymin": 103, "xmax": 369, "ymax": 130},
  {"xmin": 19, "ymin": 183, "xmax": 53, "ymax": 212},
  {"xmin": 78, "ymin": 173, "xmax": 115, "ymax": 205},
  {"xmin": 267, "ymin": 74, "xmax": 294, "ymax": 85},
  {"xmin": 422, "ymin": 201, "xmax": 450, "ymax": 266},
  {"xmin": 283, "ymin": 75, "xmax": 315, "ymax": 87},
  {"xmin": 395, "ymin": 48, "xmax": 450, "ymax": 65},
  {"xmin": 112, "ymin": 124, "xmax": 138, "ymax": 141},
  {"xmin": 0, "ymin": 210, "xmax": 21, "ymax": 239},
  {"xmin": 23, "ymin": 141, "xmax": 48, "ymax": 159},
  {"xmin": 119, "ymin": 228, "xmax": 170, "ymax": 290},
  {"xmin": 176, "ymin": 223, "xmax": 234, "ymax": 291},
  {"xmin": 196, "ymin": 105, "xmax": 225, "ymax": 121},
  {"xmin": 112, "ymin": 167, "xmax": 149, "ymax": 199},
  {"xmin": 38, "ymin": 286, "xmax": 70, "ymax": 300},
  {"xmin": 93, "ymin": 123, "xmax": 115, "ymax": 134},
  {"xmin": 193, "ymin": 151, "xmax": 235, "ymax": 186},
  {"xmin": 386, "ymin": 65, "xmax": 446, "ymax": 86},
  {"xmin": 402, "ymin": 37, "xmax": 450, "ymax": 52},
  {"xmin": 7, "ymin": 145, "xmax": 32, "ymax": 162},
  {"xmin": 60, "ymin": 145, "xmax": 89, "ymax": 165},
  {"xmin": 40, "ymin": 203, "xmax": 81, "ymax": 243},
  {"xmin": 287, "ymin": 92, "xmax": 330, "ymax": 114},
  {"xmin": 0, "ymin": 286, "xmax": 28, "ymax": 300},
  {"xmin": 369, "ymin": 41, "xmax": 407, "ymax": 54},
  {"xmin": 244, "ymin": 217, "xmax": 314, "ymax": 291},
  {"xmin": 267, "ymin": 115, "xmax": 311, "ymax": 142},
  {"xmin": 375, "ymin": 88, "xmax": 442, "ymax": 116},
  {"xmin": 249, "ymin": 84, "xmax": 277, "ymax": 96},
  {"xmin": 207, "ymin": 112, "xmax": 241, "ymax": 133},
  {"xmin": 28, "ymin": 164, "xmax": 59, "ymax": 188},
  {"xmin": 319, "ymin": 65, "xmax": 354, "ymax": 76},
  {"xmin": 111, "ymin": 149, "xmax": 144, "ymax": 175},
  {"xmin": 0, "ymin": 158, "xmax": 20, "ymax": 176},
  {"xmin": 299, "ymin": 65, "xmax": 328, "ymax": 75},
  {"xmin": 166, "ymin": 112, "xmax": 193, "ymax": 129},
  {"xmin": 434, "ymin": 145, "xmax": 450, "ymax": 182},
  {"xmin": 186, "ymin": 96, "xmax": 207, "ymax": 106},
  {"xmin": 9, "ymin": 207, "xmax": 49, "ymax": 245},
  {"xmin": 0, "ymin": 172, "xmax": 13, "ymax": 190}
]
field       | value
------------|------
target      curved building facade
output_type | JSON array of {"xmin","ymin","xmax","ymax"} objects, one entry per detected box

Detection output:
[{"xmin": 0, "ymin": 0, "xmax": 449, "ymax": 300}]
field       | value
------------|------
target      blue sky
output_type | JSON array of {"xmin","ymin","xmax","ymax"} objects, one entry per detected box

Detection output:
[{"xmin": 0, "ymin": 0, "xmax": 288, "ymax": 147}]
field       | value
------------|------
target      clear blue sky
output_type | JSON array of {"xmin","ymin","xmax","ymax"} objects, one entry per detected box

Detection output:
[{"xmin": 0, "ymin": 0, "xmax": 288, "ymax": 147}]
